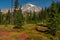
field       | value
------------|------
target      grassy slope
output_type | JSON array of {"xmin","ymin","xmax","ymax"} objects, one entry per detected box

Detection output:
[{"xmin": 0, "ymin": 24, "xmax": 52, "ymax": 40}]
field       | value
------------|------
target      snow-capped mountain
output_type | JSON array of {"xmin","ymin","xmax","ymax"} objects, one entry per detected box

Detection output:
[
  {"xmin": 21, "ymin": 3, "xmax": 42, "ymax": 13},
  {"xmin": 1, "ymin": 3, "xmax": 42, "ymax": 14}
]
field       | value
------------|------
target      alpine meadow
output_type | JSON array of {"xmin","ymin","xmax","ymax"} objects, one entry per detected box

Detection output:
[{"xmin": 0, "ymin": 0, "xmax": 60, "ymax": 40}]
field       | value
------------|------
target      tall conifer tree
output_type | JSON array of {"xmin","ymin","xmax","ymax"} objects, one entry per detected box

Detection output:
[
  {"xmin": 47, "ymin": 1, "xmax": 58, "ymax": 36},
  {"xmin": 0, "ymin": 9, "xmax": 3, "ymax": 24}
]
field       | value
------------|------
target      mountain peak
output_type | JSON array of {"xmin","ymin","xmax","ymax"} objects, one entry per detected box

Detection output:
[
  {"xmin": 26, "ymin": 3, "xmax": 35, "ymax": 7},
  {"xmin": 21, "ymin": 3, "xmax": 42, "ymax": 13}
]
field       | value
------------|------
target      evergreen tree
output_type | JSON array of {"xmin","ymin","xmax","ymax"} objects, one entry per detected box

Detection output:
[
  {"xmin": 14, "ymin": 0, "xmax": 19, "ymax": 9},
  {"xmin": 13, "ymin": 0, "xmax": 19, "ymax": 24},
  {"xmin": 26, "ymin": 12, "xmax": 30, "ymax": 23},
  {"xmin": 32, "ymin": 11, "xmax": 37, "ymax": 24},
  {"xmin": 47, "ymin": 1, "xmax": 58, "ymax": 36},
  {"xmin": 39, "ymin": 8, "xmax": 45, "ymax": 21},
  {"xmin": 0, "ymin": 9, "xmax": 3, "ymax": 24},
  {"xmin": 44, "ymin": 8, "xmax": 49, "ymax": 20},
  {"xmin": 38, "ymin": 12, "xmax": 40, "ymax": 20},
  {"xmin": 26, "ymin": 11, "xmax": 32, "ymax": 23},
  {"xmin": 14, "ymin": 7, "xmax": 24, "ymax": 29},
  {"xmin": 6, "ymin": 9, "xmax": 11, "ymax": 24}
]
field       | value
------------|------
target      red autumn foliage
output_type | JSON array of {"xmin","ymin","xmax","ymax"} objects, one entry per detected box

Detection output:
[
  {"xmin": 4, "ymin": 37, "xmax": 12, "ymax": 40},
  {"xmin": 0, "ymin": 32, "xmax": 9, "ymax": 36},
  {"xmin": 18, "ymin": 33, "xmax": 29, "ymax": 40}
]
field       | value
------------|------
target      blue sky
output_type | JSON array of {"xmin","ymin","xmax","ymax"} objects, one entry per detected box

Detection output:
[{"xmin": 0, "ymin": 0, "xmax": 60, "ymax": 9}]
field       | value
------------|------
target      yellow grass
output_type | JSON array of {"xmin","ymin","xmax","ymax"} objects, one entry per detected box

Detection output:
[{"xmin": 0, "ymin": 24, "xmax": 51, "ymax": 40}]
